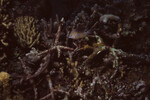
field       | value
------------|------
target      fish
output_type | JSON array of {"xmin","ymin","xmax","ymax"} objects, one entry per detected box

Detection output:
[
  {"xmin": 100, "ymin": 14, "xmax": 120, "ymax": 23},
  {"xmin": 68, "ymin": 29, "xmax": 89, "ymax": 40}
]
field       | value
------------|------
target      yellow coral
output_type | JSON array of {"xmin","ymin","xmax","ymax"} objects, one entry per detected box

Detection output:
[
  {"xmin": 0, "ymin": 0, "xmax": 11, "ymax": 66},
  {"xmin": 0, "ymin": 0, "xmax": 9, "ymax": 6},
  {"xmin": 0, "ymin": 72, "xmax": 11, "ymax": 100},
  {"xmin": 0, "ymin": 14, "xmax": 12, "ymax": 29},
  {"xmin": 66, "ymin": 57, "xmax": 79, "ymax": 87},
  {"xmin": 0, "ymin": 71, "xmax": 10, "ymax": 86},
  {"xmin": 12, "ymin": 94, "xmax": 24, "ymax": 100},
  {"xmin": 0, "ymin": 0, "xmax": 11, "ymax": 29},
  {"xmin": 0, "ymin": 72, "xmax": 25, "ymax": 100},
  {"xmin": 0, "ymin": 32, "xmax": 8, "ymax": 66},
  {"xmin": 0, "ymin": 32, "xmax": 8, "ymax": 46},
  {"xmin": 14, "ymin": 16, "xmax": 40, "ymax": 48},
  {"xmin": 0, "ymin": 53, "xmax": 7, "ymax": 61}
]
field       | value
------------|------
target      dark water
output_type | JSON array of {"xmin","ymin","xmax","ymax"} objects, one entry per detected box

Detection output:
[{"xmin": 38, "ymin": 0, "xmax": 81, "ymax": 19}]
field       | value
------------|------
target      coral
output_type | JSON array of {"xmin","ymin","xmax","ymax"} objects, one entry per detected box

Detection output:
[
  {"xmin": 0, "ymin": 0, "xmax": 9, "ymax": 7},
  {"xmin": 0, "ymin": 14, "xmax": 12, "ymax": 29},
  {"xmin": 0, "ymin": 0, "xmax": 12, "ymax": 29},
  {"xmin": 0, "ymin": 0, "xmax": 11, "ymax": 66},
  {"xmin": 0, "ymin": 72, "xmax": 25, "ymax": 100},
  {"xmin": 66, "ymin": 57, "xmax": 79, "ymax": 82},
  {"xmin": 0, "ymin": 71, "xmax": 10, "ymax": 86},
  {"xmin": 12, "ymin": 95, "xmax": 24, "ymax": 100},
  {"xmin": 14, "ymin": 16, "xmax": 40, "ymax": 48},
  {"xmin": 0, "ymin": 32, "xmax": 8, "ymax": 63},
  {"xmin": 0, "ymin": 31, "xmax": 9, "ymax": 66},
  {"xmin": 1, "ymin": 0, "xmax": 150, "ymax": 99},
  {"xmin": 25, "ymin": 47, "xmax": 41, "ymax": 62},
  {"xmin": 0, "ymin": 72, "xmax": 11, "ymax": 100}
]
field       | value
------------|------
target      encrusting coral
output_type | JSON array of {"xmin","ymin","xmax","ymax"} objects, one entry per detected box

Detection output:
[
  {"xmin": 0, "ymin": 72, "xmax": 11, "ymax": 100},
  {"xmin": 0, "ymin": 72, "xmax": 10, "ymax": 85},
  {"xmin": 14, "ymin": 16, "xmax": 40, "ymax": 48}
]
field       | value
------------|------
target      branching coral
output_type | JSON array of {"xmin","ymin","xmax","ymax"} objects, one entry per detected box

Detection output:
[
  {"xmin": 4, "ymin": 0, "xmax": 150, "ymax": 99},
  {"xmin": 0, "ymin": 0, "xmax": 11, "ymax": 66},
  {"xmin": 14, "ymin": 16, "xmax": 40, "ymax": 48},
  {"xmin": 0, "ymin": 0, "xmax": 11, "ymax": 29},
  {"xmin": 0, "ymin": 32, "xmax": 8, "ymax": 64}
]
